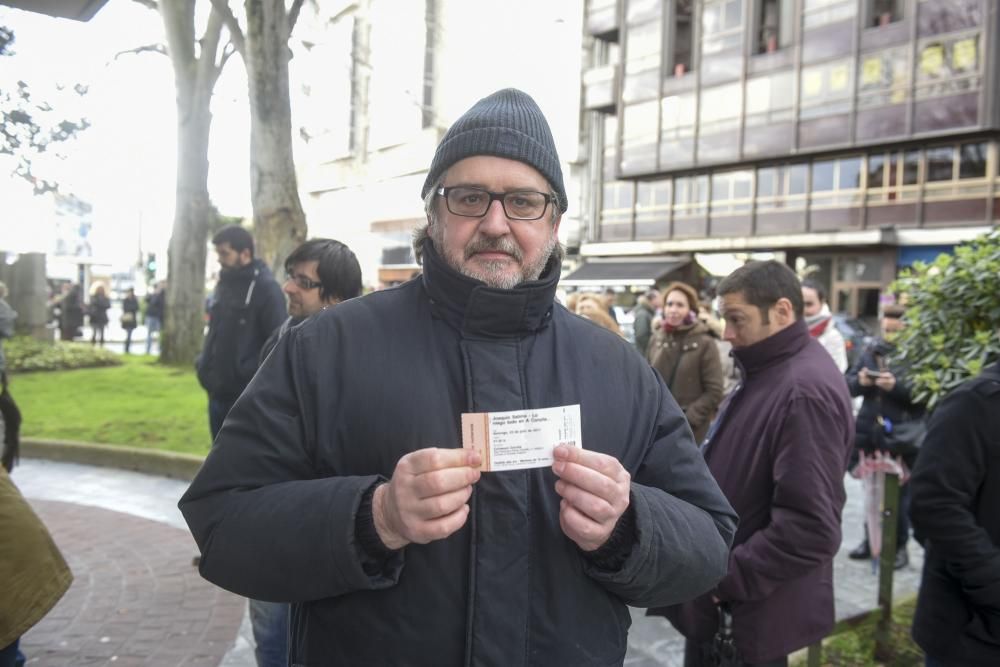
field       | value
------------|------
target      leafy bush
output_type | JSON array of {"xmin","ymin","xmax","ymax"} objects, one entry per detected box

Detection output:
[
  {"xmin": 5, "ymin": 336, "xmax": 122, "ymax": 373},
  {"xmin": 891, "ymin": 229, "xmax": 1000, "ymax": 410}
]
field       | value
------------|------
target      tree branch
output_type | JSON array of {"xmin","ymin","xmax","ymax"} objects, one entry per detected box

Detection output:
[
  {"xmin": 218, "ymin": 41, "xmax": 237, "ymax": 70},
  {"xmin": 132, "ymin": 0, "xmax": 158, "ymax": 10},
  {"xmin": 208, "ymin": 0, "xmax": 245, "ymax": 57},
  {"xmin": 287, "ymin": 0, "xmax": 306, "ymax": 35},
  {"xmin": 114, "ymin": 43, "xmax": 169, "ymax": 59}
]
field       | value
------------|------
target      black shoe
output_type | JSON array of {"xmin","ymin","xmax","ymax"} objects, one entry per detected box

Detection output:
[
  {"xmin": 849, "ymin": 541, "xmax": 871, "ymax": 560},
  {"xmin": 894, "ymin": 549, "xmax": 909, "ymax": 570}
]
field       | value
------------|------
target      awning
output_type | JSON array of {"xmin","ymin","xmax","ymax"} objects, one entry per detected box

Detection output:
[{"xmin": 560, "ymin": 257, "xmax": 690, "ymax": 288}]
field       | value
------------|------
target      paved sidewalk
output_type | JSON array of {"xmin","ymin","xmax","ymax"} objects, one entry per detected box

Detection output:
[{"xmin": 12, "ymin": 459, "xmax": 922, "ymax": 666}]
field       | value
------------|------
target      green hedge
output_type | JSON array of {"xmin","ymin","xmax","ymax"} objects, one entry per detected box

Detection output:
[{"xmin": 5, "ymin": 336, "xmax": 122, "ymax": 373}]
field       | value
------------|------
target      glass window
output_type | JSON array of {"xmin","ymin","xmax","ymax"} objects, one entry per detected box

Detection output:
[
  {"xmin": 635, "ymin": 179, "xmax": 672, "ymax": 238},
  {"xmin": 699, "ymin": 82, "xmax": 743, "ymax": 134},
  {"xmin": 867, "ymin": 154, "xmax": 886, "ymax": 189},
  {"xmin": 813, "ymin": 160, "xmax": 836, "ymax": 191},
  {"xmin": 745, "ymin": 71, "xmax": 795, "ymax": 126},
  {"xmin": 621, "ymin": 101, "xmax": 660, "ymax": 173},
  {"xmin": 623, "ymin": 20, "xmax": 662, "ymax": 102},
  {"xmin": 925, "ymin": 146, "xmax": 955, "ymax": 182},
  {"xmin": 917, "ymin": 0, "xmax": 983, "ymax": 37},
  {"xmin": 756, "ymin": 164, "xmax": 808, "ymax": 211},
  {"xmin": 661, "ymin": 93, "xmax": 697, "ymax": 139},
  {"xmin": 702, "ymin": 0, "xmax": 745, "ymax": 55},
  {"xmin": 865, "ymin": 0, "xmax": 904, "ymax": 28},
  {"xmin": 811, "ymin": 156, "xmax": 864, "ymax": 207},
  {"xmin": 599, "ymin": 181, "xmax": 635, "ymax": 240},
  {"xmin": 789, "ymin": 164, "xmax": 808, "ymax": 194},
  {"xmin": 916, "ymin": 34, "xmax": 981, "ymax": 100},
  {"xmin": 958, "ymin": 142, "xmax": 987, "ymax": 179},
  {"xmin": 671, "ymin": 0, "xmax": 695, "ymax": 74},
  {"xmin": 711, "ymin": 170, "xmax": 753, "ymax": 213},
  {"xmin": 858, "ymin": 47, "xmax": 910, "ymax": 108},
  {"xmin": 755, "ymin": 0, "xmax": 795, "ymax": 54},
  {"xmin": 800, "ymin": 58, "xmax": 854, "ymax": 118},
  {"xmin": 674, "ymin": 174, "xmax": 709, "ymax": 217},
  {"xmin": 902, "ymin": 150, "xmax": 920, "ymax": 185},
  {"xmin": 803, "ymin": 0, "xmax": 856, "ymax": 30}
]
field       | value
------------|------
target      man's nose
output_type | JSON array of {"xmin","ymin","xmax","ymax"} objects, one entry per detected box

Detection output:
[
  {"xmin": 282, "ymin": 279, "xmax": 296, "ymax": 296},
  {"xmin": 477, "ymin": 199, "xmax": 513, "ymax": 235}
]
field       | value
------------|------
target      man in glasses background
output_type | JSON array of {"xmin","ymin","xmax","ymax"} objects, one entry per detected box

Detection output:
[
  {"xmin": 181, "ymin": 88, "xmax": 735, "ymax": 665},
  {"xmin": 195, "ymin": 225, "xmax": 285, "ymax": 439},
  {"xmin": 249, "ymin": 237, "xmax": 362, "ymax": 667}
]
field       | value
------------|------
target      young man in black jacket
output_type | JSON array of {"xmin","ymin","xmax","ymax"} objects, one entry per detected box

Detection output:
[
  {"xmin": 180, "ymin": 89, "xmax": 737, "ymax": 666},
  {"xmin": 195, "ymin": 225, "xmax": 285, "ymax": 439},
  {"xmin": 910, "ymin": 362, "xmax": 1000, "ymax": 667}
]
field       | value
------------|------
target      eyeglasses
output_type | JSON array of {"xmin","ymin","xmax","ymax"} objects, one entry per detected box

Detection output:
[
  {"xmin": 437, "ymin": 186, "xmax": 555, "ymax": 221},
  {"xmin": 285, "ymin": 270, "xmax": 322, "ymax": 290}
]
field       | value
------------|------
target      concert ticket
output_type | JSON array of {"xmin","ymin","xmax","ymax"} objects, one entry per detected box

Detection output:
[{"xmin": 461, "ymin": 404, "xmax": 582, "ymax": 472}]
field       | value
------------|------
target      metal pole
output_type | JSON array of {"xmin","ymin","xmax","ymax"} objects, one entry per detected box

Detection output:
[{"xmin": 874, "ymin": 471, "xmax": 900, "ymax": 662}]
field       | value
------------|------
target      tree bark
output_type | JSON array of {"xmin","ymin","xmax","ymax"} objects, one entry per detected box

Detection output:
[
  {"xmin": 157, "ymin": 1, "xmax": 225, "ymax": 365},
  {"xmin": 245, "ymin": 0, "xmax": 306, "ymax": 278}
]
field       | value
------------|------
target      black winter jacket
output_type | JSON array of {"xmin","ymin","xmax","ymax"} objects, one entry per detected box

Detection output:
[
  {"xmin": 196, "ymin": 260, "xmax": 285, "ymax": 401},
  {"xmin": 910, "ymin": 363, "xmax": 1000, "ymax": 666},
  {"xmin": 846, "ymin": 337, "xmax": 925, "ymax": 467},
  {"xmin": 179, "ymin": 241, "xmax": 737, "ymax": 667}
]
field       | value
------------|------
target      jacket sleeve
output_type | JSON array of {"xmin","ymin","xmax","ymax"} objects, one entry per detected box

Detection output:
[
  {"xmin": 845, "ymin": 350, "xmax": 874, "ymax": 398},
  {"xmin": 910, "ymin": 384, "xmax": 1000, "ymax": 614},
  {"xmin": 715, "ymin": 398, "xmax": 848, "ymax": 603},
  {"xmin": 683, "ymin": 336, "xmax": 725, "ymax": 431},
  {"xmin": 584, "ymin": 375, "xmax": 737, "ymax": 607},
  {"xmin": 634, "ymin": 312, "xmax": 652, "ymax": 356},
  {"xmin": 179, "ymin": 328, "xmax": 404, "ymax": 603}
]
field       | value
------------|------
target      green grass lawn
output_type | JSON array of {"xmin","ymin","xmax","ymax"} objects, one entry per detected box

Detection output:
[
  {"xmin": 11, "ymin": 354, "xmax": 212, "ymax": 456},
  {"xmin": 794, "ymin": 595, "xmax": 923, "ymax": 666}
]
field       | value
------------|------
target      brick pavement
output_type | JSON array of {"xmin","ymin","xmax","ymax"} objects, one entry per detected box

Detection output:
[
  {"xmin": 14, "ymin": 459, "xmax": 923, "ymax": 666},
  {"xmin": 19, "ymin": 499, "xmax": 244, "ymax": 667}
]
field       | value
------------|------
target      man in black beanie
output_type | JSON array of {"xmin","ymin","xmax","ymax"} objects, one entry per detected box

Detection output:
[{"xmin": 180, "ymin": 88, "xmax": 736, "ymax": 666}]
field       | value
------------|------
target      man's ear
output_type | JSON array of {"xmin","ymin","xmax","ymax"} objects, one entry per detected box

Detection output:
[{"xmin": 773, "ymin": 297, "xmax": 795, "ymax": 324}]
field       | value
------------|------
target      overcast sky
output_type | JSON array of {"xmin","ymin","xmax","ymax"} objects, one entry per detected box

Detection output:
[{"xmin": 1, "ymin": 0, "xmax": 251, "ymax": 266}]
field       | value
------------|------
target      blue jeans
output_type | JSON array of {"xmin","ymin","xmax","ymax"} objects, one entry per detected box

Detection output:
[
  {"xmin": 0, "ymin": 638, "xmax": 26, "ymax": 667},
  {"xmin": 208, "ymin": 395, "xmax": 236, "ymax": 441},
  {"xmin": 249, "ymin": 599, "xmax": 289, "ymax": 667},
  {"xmin": 145, "ymin": 316, "xmax": 161, "ymax": 354}
]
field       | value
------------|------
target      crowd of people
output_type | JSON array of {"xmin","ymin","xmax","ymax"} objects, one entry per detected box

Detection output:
[{"xmin": 2, "ymin": 87, "xmax": 997, "ymax": 667}]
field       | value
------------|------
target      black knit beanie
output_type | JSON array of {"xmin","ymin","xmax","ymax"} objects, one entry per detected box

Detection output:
[{"xmin": 420, "ymin": 88, "xmax": 567, "ymax": 213}]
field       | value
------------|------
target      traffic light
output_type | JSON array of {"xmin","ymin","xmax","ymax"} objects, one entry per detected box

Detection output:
[{"xmin": 145, "ymin": 253, "xmax": 157, "ymax": 283}]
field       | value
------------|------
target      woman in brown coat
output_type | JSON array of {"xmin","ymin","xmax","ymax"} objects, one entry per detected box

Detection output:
[{"xmin": 646, "ymin": 282, "xmax": 724, "ymax": 443}]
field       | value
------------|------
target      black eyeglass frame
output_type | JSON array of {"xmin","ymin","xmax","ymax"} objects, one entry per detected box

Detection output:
[
  {"xmin": 285, "ymin": 270, "xmax": 323, "ymax": 290},
  {"xmin": 436, "ymin": 186, "xmax": 556, "ymax": 221}
]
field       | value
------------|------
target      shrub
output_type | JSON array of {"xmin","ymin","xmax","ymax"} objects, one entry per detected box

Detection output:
[
  {"xmin": 890, "ymin": 229, "xmax": 1000, "ymax": 410},
  {"xmin": 5, "ymin": 336, "xmax": 122, "ymax": 373}
]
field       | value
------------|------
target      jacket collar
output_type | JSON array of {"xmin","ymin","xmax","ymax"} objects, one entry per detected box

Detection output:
[
  {"xmin": 420, "ymin": 238, "xmax": 559, "ymax": 338},
  {"xmin": 732, "ymin": 318, "xmax": 811, "ymax": 376}
]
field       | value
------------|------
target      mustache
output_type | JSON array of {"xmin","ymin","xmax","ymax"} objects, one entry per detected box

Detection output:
[{"xmin": 464, "ymin": 236, "xmax": 523, "ymax": 262}]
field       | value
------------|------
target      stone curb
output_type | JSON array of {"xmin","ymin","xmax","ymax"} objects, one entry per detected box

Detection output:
[{"xmin": 22, "ymin": 437, "xmax": 205, "ymax": 481}]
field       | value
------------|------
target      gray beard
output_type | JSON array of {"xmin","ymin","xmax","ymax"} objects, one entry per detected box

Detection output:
[{"xmin": 430, "ymin": 226, "xmax": 556, "ymax": 290}]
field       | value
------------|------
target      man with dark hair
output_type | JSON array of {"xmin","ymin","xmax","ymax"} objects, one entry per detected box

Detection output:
[
  {"xmin": 250, "ymin": 238, "xmax": 362, "ymax": 667},
  {"xmin": 632, "ymin": 288, "xmax": 661, "ymax": 357},
  {"xmin": 802, "ymin": 278, "xmax": 847, "ymax": 372},
  {"xmin": 196, "ymin": 224, "xmax": 285, "ymax": 439},
  {"xmin": 180, "ymin": 88, "xmax": 736, "ymax": 665},
  {"xmin": 661, "ymin": 260, "xmax": 854, "ymax": 666}
]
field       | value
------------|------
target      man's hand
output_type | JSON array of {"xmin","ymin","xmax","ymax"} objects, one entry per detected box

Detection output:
[
  {"xmin": 874, "ymin": 371, "xmax": 897, "ymax": 392},
  {"xmin": 373, "ymin": 448, "xmax": 481, "ymax": 550},
  {"xmin": 552, "ymin": 445, "xmax": 631, "ymax": 552},
  {"xmin": 859, "ymin": 367, "xmax": 875, "ymax": 387}
]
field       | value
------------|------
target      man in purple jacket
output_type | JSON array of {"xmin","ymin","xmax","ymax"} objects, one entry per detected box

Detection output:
[{"xmin": 659, "ymin": 260, "xmax": 854, "ymax": 666}]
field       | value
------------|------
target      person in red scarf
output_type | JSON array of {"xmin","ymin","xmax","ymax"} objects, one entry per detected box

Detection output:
[{"xmin": 802, "ymin": 279, "xmax": 847, "ymax": 372}]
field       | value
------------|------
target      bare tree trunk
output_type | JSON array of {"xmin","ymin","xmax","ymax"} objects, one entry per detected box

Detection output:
[
  {"xmin": 245, "ymin": 0, "xmax": 306, "ymax": 277},
  {"xmin": 157, "ymin": 1, "xmax": 227, "ymax": 365}
]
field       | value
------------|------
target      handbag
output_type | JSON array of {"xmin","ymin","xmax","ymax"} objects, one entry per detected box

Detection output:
[
  {"xmin": 121, "ymin": 312, "xmax": 137, "ymax": 327},
  {"xmin": 708, "ymin": 603, "xmax": 745, "ymax": 667}
]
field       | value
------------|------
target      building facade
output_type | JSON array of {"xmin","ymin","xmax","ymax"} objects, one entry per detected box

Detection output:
[
  {"xmin": 579, "ymin": 0, "xmax": 998, "ymax": 321},
  {"xmin": 293, "ymin": 0, "xmax": 584, "ymax": 287}
]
